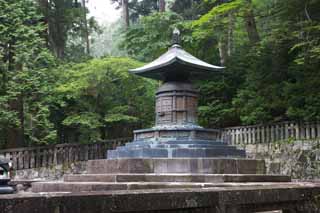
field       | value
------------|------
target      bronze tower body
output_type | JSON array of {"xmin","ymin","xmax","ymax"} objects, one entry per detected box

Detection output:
[
  {"xmin": 108, "ymin": 30, "xmax": 245, "ymax": 158},
  {"xmin": 155, "ymin": 81, "xmax": 198, "ymax": 127}
]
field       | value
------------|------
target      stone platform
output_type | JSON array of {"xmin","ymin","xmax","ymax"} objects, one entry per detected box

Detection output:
[
  {"xmin": 31, "ymin": 157, "xmax": 290, "ymax": 193},
  {"xmin": 87, "ymin": 158, "xmax": 265, "ymax": 174}
]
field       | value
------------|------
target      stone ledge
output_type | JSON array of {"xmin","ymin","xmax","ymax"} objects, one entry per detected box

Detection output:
[
  {"xmin": 1, "ymin": 183, "xmax": 320, "ymax": 213},
  {"xmin": 31, "ymin": 181, "xmax": 299, "ymax": 193}
]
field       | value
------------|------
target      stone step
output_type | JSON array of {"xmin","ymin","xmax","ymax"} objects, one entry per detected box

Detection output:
[
  {"xmin": 64, "ymin": 174, "xmax": 291, "ymax": 183},
  {"xmin": 87, "ymin": 158, "xmax": 266, "ymax": 174},
  {"xmin": 107, "ymin": 147, "xmax": 246, "ymax": 159},
  {"xmin": 31, "ymin": 181, "xmax": 295, "ymax": 193}
]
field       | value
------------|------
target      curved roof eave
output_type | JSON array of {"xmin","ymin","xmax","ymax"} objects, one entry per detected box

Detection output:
[
  {"xmin": 130, "ymin": 55, "xmax": 224, "ymax": 74},
  {"xmin": 130, "ymin": 45, "xmax": 224, "ymax": 75}
]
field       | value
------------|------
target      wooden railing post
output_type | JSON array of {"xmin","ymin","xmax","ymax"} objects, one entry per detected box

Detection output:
[
  {"xmin": 270, "ymin": 125, "xmax": 274, "ymax": 143},
  {"xmin": 311, "ymin": 122, "xmax": 316, "ymax": 139},
  {"xmin": 317, "ymin": 121, "xmax": 320, "ymax": 138},
  {"xmin": 306, "ymin": 122, "xmax": 310, "ymax": 139}
]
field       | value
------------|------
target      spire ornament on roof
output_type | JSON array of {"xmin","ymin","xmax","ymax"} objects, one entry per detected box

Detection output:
[{"xmin": 172, "ymin": 27, "xmax": 181, "ymax": 45}]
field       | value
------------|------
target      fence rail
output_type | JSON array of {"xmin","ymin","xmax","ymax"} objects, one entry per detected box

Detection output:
[
  {"xmin": 221, "ymin": 121, "xmax": 320, "ymax": 145},
  {"xmin": 0, "ymin": 138, "xmax": 131, "ymax": 170}
]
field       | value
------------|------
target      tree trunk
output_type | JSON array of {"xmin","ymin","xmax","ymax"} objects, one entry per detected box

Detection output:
[
  {"xmin": 244, "ymin": 0, "xmax": 260, "ymax": 45},
  {"xmin": 46, "ymin": 0, "xmax": 66, "ymax": 59},
  {"xmin": 227, "ymin": 13, "xmax": 235, "ymax": 56},
  {"xmin": 82, "ymin": 0, "xmax": 90, "ymax": 55},
  {"xmin": 4, "ymin": 43, "xmax": 25, "ymax": 148},
  {"xmin": 159, "ymin": 0, "xmax": 166, "ymax": 12},
  {"xmin": 122, "ymin": 0, "xmax": 130, "ymax": 29},
  {"xmin": 7, "ymin": 96, "xmax": 24, "ymax": 148},
  {"xmin": 218, "ymin": 37, "xmax": 228, "ymax": 66},
  {"xmin": 38, "ymin": 0, "xmax": 50, "ymax": 47}
]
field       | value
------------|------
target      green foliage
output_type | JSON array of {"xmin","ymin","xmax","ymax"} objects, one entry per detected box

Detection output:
[
  {"xmin": 120, "ymin": 12, "xmax": 184, "ymax": 62},
  {"xmin": 0, "ymin": 0, "xmax": 57, "ymax": 146},
  {"xmin": 1, "ymin": 0, "xmax": 320, "ymax": 148},
  {"xmin": 55, "ymin": 57, "xmax": 156, "ymax": 143},
  {"xmin": 191, "ymin": 0, "xmax": 320, "ymax": 126},
  {"xmin": 192, "ymin": 0, "xmax": 242, "ymax": 28},
  {"xmin": 63, "ymin": 112, "xmax": 102, "ymax": 128},
  {"xmin": 108, "ymin": 0, "xmax": 306, "ymax": 128}
]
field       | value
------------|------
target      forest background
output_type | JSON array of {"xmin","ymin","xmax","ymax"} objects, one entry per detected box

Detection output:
[{"xmin": 0, "ymin": 0, "xmax": 319, "ymax": 148}]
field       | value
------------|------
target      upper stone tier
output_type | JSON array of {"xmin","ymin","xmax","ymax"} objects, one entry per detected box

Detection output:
[{"xmin": 129, "ymin": 44, "xmax": 224, "ymax": 81}]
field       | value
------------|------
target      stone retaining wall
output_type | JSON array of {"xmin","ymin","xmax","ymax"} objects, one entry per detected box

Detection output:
[
  {"xmin": 242, "ymin": 140, "xmax": 320, "ymax": 180},
  {"xmin": 12, "ymin": 162, "xmax": 87, "ymax": 180},
  {"xmin": 10, "ymin": 140, "xmax": 320, "ymax": 181}
]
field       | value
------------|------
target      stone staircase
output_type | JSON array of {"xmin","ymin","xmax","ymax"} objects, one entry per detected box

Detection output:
[{"xmin": 31, "ymin": 158, "xmax": 291, "ymax": 193}]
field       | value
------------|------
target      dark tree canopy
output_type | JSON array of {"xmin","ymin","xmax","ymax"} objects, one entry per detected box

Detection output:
[{"xmin": 0, "ymin": 0, "xmax": 320, "ymax": 148}]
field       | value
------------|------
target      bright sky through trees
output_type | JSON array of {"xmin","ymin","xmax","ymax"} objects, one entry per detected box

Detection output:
[{"xmin": 88, "ymin": 0, "xmax": 120, "ymax": 24}]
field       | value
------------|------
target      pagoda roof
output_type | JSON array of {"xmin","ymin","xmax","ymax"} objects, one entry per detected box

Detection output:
[{"xmin": 130, "ymin": 44, "xmax": 224, "ymax": 81}]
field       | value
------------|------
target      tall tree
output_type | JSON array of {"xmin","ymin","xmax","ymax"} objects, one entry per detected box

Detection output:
[
  {"xmin": 243, "ymin": 0, "xmax": 260, "ymax": 45},
  {"xmin": 122, "ymin": 0, "xmax": 130, "ymax": 28},
  {"xmin": 82, "ymin": 0, "xmax": 90, "ymax": 54},
  {"xmin": 159, "ymin": 0, "xmax": 166, "ymax": 12},
  {"xmin": 0, "ymin": 0, "xmax": 55, "ymax": 147},
  {"xmin": 110, "ymin": 0, "xmax": 159, "ymax": 24},
  {"xmin": 37, "ymin": 0, "xmax": 97, "ymax": 59}
]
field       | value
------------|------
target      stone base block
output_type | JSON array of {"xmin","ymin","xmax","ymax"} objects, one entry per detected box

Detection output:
[
  {"xmin": 64, "ymin": 174, "xmax": 291, "ymax": 183},
  {"xmin": 107, "ymin": 139, "xmax": 246, "ymax": 159},
  {"xmin": 87, "ymin": 158, "xmax": 266, "ymax": 174}
]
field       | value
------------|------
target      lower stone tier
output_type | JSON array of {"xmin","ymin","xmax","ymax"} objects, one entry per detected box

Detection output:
[
  {"xmin": 32, "ymin": 181, "xmax": 294, "ymax": 193},
  {"xmin": 107, "ymin": 139, "xmax": 246, "ymax": 159},
  {"xmin": 64, "ymin": 174, "xmax": 291, "ymax": 183},
  {"xmin": 87, "ymin": 158, "xmax": 266, "ymax": 174},
  {"xmin": 4, "ymin": 184, "xmax": 320, "ymax": 213}
]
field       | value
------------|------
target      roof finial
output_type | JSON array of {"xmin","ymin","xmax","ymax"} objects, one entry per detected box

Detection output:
[{"xmin": 172, "ymin": 27, "xmax": 181, "ymax": 45}]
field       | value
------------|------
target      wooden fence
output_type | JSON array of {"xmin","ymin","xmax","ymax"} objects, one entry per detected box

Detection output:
[
  {"xmin": 2, "ymin": 121, "xmax": 320, "ymax": 170},
  {"xmin": 221, "ymin": 121, "xmax": 320, "ymax": 145},
  {"xmin": 0, "ymin": 138, "xmax": 131, "ymax": 170}
]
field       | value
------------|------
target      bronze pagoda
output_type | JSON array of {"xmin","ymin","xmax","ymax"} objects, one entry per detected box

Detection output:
[{"xmin": 107, "ymin": 29, "xmax": 245, "ymax": 158}]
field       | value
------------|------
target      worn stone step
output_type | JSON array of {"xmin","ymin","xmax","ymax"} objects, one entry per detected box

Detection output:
[
  {"xmin": 31, "ymin": 182, "xmax": 215, "ymax": 193},
  {"xmin": 31, "ymin": 181, "xmax": 296, "ymax": 193},
  {"xmin": 87, "ymin": 158, "xmax": 265, "ymax": 174},
  {"xmin": 64, "ymin": 174, "xmax": 291, "ymax": 183}
]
